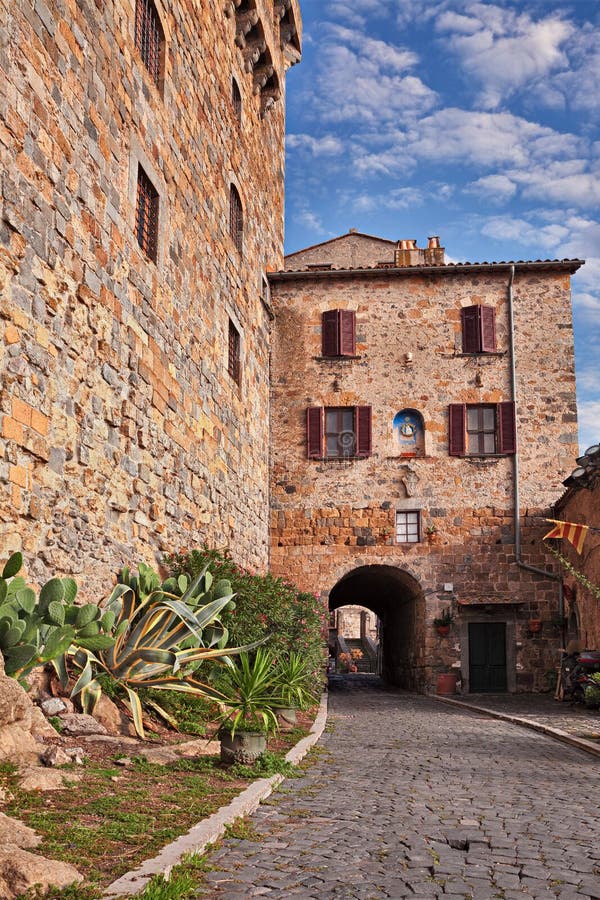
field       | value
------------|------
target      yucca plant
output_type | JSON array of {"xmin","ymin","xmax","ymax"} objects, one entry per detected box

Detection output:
[
  {"xmin": 68, "ymin": 563, "xmax": 264, "ymax": 738},
  {"xmin": 273, "ymin": 652, "xmax": 317, "ymax": 710},
  {"xmin": 215, "ymin": 648, "xmax": 284, "ymax": 736}
]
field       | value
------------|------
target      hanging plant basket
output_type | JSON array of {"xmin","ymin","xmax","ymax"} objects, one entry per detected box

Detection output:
[
  {"xmin": 527, "ymin": 618, "xmax": 542, "ymax": 634},
  {"xmin": 436, "ymin": 624, "xmax": 451, "ymax": 637}
]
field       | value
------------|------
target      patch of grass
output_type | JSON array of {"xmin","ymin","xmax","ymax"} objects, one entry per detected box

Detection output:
[
  {"xmin": 137, "ymin": 851, "xmax": 215, "ymax": 899},
  {"xmin": 229, "ymin": 751, "xmax": 300, "ymax": 779},
  {"xmin": 48, "ymin": 715, "xmax": 63, "ymax": 733},
  {"xmin": 223, "ymin": 816, "xmax": 260, "ymax": 841}
]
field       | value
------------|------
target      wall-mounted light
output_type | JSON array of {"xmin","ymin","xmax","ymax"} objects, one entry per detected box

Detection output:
[
  {"xmin": 475, "ymin": 370, "xmax": 483, "ymax": 387},
  {"xmin": 404, "ymin": 352, "xmax": 413, "ymax": 366}
]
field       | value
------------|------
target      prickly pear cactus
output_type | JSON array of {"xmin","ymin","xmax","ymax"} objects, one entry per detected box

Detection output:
[{"xmin": 0, "ymin": 553, "xmax": 114, "ymax": 684}]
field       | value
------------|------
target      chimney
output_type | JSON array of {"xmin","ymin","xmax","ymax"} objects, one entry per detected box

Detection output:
[{"xmin": 394, "ymin": 235, "xmax": 445, "ymax": 266}]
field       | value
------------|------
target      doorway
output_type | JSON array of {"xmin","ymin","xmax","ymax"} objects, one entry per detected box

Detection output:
[{"xmin": 468, "ymin": 622, "xmax": 507, "ymax": 692}]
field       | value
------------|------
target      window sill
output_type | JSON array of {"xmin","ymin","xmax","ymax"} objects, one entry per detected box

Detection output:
[
  {"xmin": 314, "ymin": 355, "xmax": 362, "ymax": 362},
  {"xmin": 456, "ymin": 351, "xmax": 505, "ymax": 358}
]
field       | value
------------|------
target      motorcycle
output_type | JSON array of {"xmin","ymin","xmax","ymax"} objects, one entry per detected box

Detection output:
[{"xmin": 557, "ymin": 644, "xmax": 600, "ymax": 703}]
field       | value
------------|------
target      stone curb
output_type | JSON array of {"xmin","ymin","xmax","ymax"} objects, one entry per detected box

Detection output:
[
  {"xmin": 103, "ymin": 693, "xmax": 329, "ymax": 898},
  {"xmin": 431, "ymin": 693, "xmax": 600, "ymax": 759}
]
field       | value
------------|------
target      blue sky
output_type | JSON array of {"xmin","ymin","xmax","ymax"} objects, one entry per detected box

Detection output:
[{"xmin": 283, "ymin": 0, "xmax": 600, "ymax": 454}]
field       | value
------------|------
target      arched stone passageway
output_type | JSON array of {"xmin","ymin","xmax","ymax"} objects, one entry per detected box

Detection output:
[{"xmin": 329, "ymin": 565, "xmax": 424, "ymax": 688}]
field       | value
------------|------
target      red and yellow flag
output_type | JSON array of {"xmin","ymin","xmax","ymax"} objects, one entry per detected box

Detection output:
[{"xmin": 544, "ymin": 519, "xmax": 589, "ymax": 554}]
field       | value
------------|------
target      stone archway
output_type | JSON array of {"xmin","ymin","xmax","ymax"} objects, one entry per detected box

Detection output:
[{"xmin": 329, "ymin": 565, "xmax": 424, "ymax": 689}]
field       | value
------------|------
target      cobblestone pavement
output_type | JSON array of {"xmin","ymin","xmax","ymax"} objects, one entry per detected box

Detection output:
[
  {"xmin": 196, "ymin": 677, "xmax": 600, "ymax": 899},
  {"xmin": 446, "ymin": 693, "xmax": 600, "ymax": 742}
]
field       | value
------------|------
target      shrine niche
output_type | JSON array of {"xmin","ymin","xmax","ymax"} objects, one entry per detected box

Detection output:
[{"xmin": 392, "ymin": 409, "xmax": 424, "ymax": 457}]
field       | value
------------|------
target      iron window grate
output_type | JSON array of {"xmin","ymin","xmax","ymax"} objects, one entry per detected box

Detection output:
[
  {"xmin": 228, "ymin": 319, "xmax": 241, "ymax": 385},
  {"xmin": 135, "ymin": 166, "xmax": 159, "ymax": 262},
  {"xmin": 135, "ymin": 0, "xmax": 163, "ymax": 87}
]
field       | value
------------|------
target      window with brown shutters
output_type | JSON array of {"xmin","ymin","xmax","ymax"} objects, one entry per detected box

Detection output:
[
  {"xmin": 321, "ymin": 310, "xmax": 356, "ymax": 357},
  {"xmin": 135, "ymin": 165, "xmax": 159, "ymax": 262},
  {"xmin": 461, "ymin": 305, "xmax": 497, "ymax": 353},
  {"xmin": 227, "ymin": 319, "xmax": 241, "ymax": 386},
  {"xmin": 229, "ymin": 185, "xmax": 243, "ymax": 253},
  {"xmin": 306, "ymin": 406, "xmax": 372, "ymax": 459},
  {"xmin": 135, "ymin": 0, "xmax": 165, "ymax": 90},
  {"xmin": 448, "ymin": 402, "xmax": 516, "ymax": 456}
]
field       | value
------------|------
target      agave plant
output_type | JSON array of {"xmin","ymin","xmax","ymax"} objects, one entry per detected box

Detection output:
[
  {"xmin": 0, "ymin": 553, "xmax": 114, "ymax": 685},
  {"xmin": 68, "ymin": 562, "xmax": 264, "ymax": 738}
]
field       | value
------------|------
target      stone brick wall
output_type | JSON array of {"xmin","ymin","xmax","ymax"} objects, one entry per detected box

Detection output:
[
  {"xmin": 269, "ymin": 241, "xmax": 581, "ymax": 691},
  {"xmin": 0, "ymin": 0, "xmax": 300, "ymax": 594},
  {"xmin": 556, "ymin": 475, "xmax": 600, "ymax": 650}
]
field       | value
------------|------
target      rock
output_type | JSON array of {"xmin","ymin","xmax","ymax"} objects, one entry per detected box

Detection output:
[
  {"xmin": 40, "ymin": 698, "xmax": 67, "ymax": 717},
  {"xmin": 30, "ymin": 706, "xmax": 60, "ymax": 740},
  {"xmin": 18, "ymin": 767, "xmax": 83, "ymax": 792},
  {"xmin": 0, "ymin": 813, "xmax": 41, "ymax": 850},
  {"xmin": 24, "ymin": 666, "xmax": 52, "ymax": 702},
  {"xmin": 58, "ymin": 713, "xmax": 108, "ymax": 736},
  {"xmin": 140, "ymin": 738, "xmax": 220, "ymax": 765},
  {"xmin": 115, "ymin": 756, "xmax": 133, "ymax": 766},
  {"xmin": 0, "ymin": 846, "xmax": 83, "ymax": 898},
  {"xmin": 92, "ymin": 694, "xmax": 135, "ymax": 736},
  {"xmin": 64, "ymin": 747, "xmax": 85, "ymax": 765},
  {"xmin": 0, "ymin": 653, "xmax": 48, "ymax": 764},
  {"xmin": 0, "ymin": 723, "xmax": 40, "ymax": 764},
  {"xmin": 40, "ymin": 746, "xmax": 71, "ymax": 767}
]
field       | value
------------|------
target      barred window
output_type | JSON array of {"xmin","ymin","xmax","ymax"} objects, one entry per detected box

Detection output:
[
  {"xmin": 229, "ymin": 185, "xmax": 243, "ymax": 253},
  {"xmin": 135, "ymin": 0, "xmax": 165, "ymax": 88},
  {"xmin": 135, "ymin": 165, "xmax": 159, "ymax": 262},
  {"xmin": 232, "ymin": 78, "xmax": 242, "ymax": 122},
  {"xmin": 228, "ymin": 319, "xmax": 241, "ymax": 385}
]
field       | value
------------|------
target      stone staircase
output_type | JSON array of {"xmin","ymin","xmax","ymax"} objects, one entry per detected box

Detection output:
[{"xmin": 344, "ymin": 638, "xmax": 378, "ymax": 674}]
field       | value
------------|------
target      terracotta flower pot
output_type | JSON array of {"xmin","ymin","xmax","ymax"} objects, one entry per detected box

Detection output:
[
  {"xmin": 528, "ymin": 619, "xmax": 542, "ymax": 634},
  {"xmin": 436, "ymin": 673, "xmax": 458, "ymax": 696},
  {"xmin": 436, "ymin": 625, "xmax": 450, "ymax": 637}
]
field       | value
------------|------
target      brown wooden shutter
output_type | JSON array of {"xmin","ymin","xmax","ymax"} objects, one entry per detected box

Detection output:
[
  {"xmin": 306, "ymin": 407, "xmax": 324, "ymax": 458},
  {"xmin": 449, "ymin": 404, "xmax": 466, "ymax": 456},
  {"xmin": 322, "ymin": 310, "xmax": 340, "ymax": 357},
  {"xmin": 480, "ymin": 306, "xmax": 497, "ymax": 352},
  {"xmin": 339, "ymin": 310, "xmax": 356, "ymax": 356},
  {"xmin": 355, "ymin": 406, "xmax": 372, "ymax": 458},
  {"xmin": 461, "ymin": 306, "xmax": 480, "ymax": 353},
  {"xmin": 498, "ymin": 401, "xmax": 516, "ymax": 454}
]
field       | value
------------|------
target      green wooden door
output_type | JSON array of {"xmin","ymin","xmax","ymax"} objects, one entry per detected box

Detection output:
[{"xmin": 468, "ymin": 622, "xmax": 507, "ymax": 692}]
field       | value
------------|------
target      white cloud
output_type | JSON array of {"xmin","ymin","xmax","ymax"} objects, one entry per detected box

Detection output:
[
  {"xmin": 286, "ymin": 134, "xmax": 345, "ymax": 156},
  {"xmin": 353, "ymin": 186, "xmax": 423, "ymax": 212},
  {"xmin": 310, "ymin": 27, "xmax": 436, "ymax": 125},
  {"xmin": 469, "ymin": 174, "xmax": 517, "ymax": 201},
  {"xmin": 436, "ymin": 3, "xmax": 574, "ymax": 109},
  {"xmin": 480, "ymin": 216, "xmax": 569, "ymax": 249},
  {"xmin": 577, "ymin": 400, "xmax": 600, "ymax": 452}
]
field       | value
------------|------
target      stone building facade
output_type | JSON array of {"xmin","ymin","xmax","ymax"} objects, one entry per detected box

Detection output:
[
  {"xmin": 555, "ymin": 446, "xmax": 600, "ymax": 650},
  {"xmin": 0, "ymin": 0, "xmax": 301, "ymax": 593},
  {"xmin": 269, "ymin": 232, "xmax": 583, "ymax": 692}
]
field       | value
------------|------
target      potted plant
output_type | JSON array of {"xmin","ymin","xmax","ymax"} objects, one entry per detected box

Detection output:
[
  {"xmin": 433, "ymin": 608, "xmax": 454, "ymax": 636},
  {"xmin": 425, "ymin": 525, "xmax": 438, "ymax": 544},
  {"xmin": 272, "ymin": 652, "xmax": 316, "ymax": 730},
  {"xmin": 527, "ymin": 618, "xmax": 542, "ymax": 634},
  {"xmin": 215, "ymin": 648, "xmax": 283, "ymax": 764}
]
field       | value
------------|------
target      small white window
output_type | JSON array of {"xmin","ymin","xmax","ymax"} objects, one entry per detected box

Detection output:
[{"xmin": 396, "ymin": 511, "xmax": 420, "ymax": 544}]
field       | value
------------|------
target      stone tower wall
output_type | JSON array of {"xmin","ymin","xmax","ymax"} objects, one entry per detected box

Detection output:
[{"xmin": 0, "ymin": 0, "xmax": 300, "ymax": 593}]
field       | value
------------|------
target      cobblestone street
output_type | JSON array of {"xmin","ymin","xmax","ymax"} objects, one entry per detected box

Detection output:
[{"xmin": 197, "ymin": 677, "xmax": 600, "ymax": 899}]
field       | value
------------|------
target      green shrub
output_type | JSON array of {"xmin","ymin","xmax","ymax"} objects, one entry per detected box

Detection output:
[{"xmin": 165, "ymin": 547, "xmax": 326, "ymax": 694}]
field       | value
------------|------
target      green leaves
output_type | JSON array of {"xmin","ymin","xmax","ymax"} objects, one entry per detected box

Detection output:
[{"xmin": 2, "ymin": 552, "xmax": 22, "ymax": 580}]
